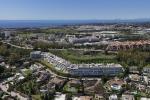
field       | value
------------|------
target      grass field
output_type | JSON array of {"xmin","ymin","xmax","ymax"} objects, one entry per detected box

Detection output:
[
  {"xmin": 32, "ymin": 95, "xmax": 41, "ymax": 100},
  {"xmin": 49, "ymin": 49, "xmax": 117, "ymax": 64}
]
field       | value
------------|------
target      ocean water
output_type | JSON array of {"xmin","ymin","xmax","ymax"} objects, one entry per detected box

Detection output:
[
  {"xmin": 0, "ymin": 19, "xmax": 149, "ymax": 28},
  {"xmin": 0, "ymin": 20, "xmax": 101, "ymax": 28}
]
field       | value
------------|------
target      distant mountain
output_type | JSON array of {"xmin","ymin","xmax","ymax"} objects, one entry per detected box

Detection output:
[{"xmin": 88, "ymin": 18, "xmax": 150, "ymax": 23}]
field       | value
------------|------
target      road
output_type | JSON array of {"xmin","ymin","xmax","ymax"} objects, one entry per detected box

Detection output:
[
  {"xmin": 1, "ymin": 41, "xmax": 117, "ymax": 53},
  {"xmin": 1, "ymin": 41, "xmax": 33, "ymax": 50},
  {"xmin": 49, "ymin": 48, "xmax": 118, "ymax": 53},
  {"xmin": 0, "ymin": 83, "xmax": 28, "ymax": 100}
]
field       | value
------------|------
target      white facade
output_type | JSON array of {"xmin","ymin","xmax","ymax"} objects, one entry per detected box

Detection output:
[
  {"xmin": 42, "ymin": 52, "xmax": 124, "ymax": 76},
  {"xmin": 109, "ymin": 94, "xmax": 118, "ymax": 100},
  {"xmin": 54, "ymin": 93, "xmax": 66, "ymax": 100},
  {"xmin": 143, "ymin": 67, "xmax": 150, "ymax": 75},
  {"xmin": 69, "ymin": 64, "xmax": 123, "ymax": 76},
  {"xmin": 30, "ymin": 51, "xmax": 42, "ymax": 59}
]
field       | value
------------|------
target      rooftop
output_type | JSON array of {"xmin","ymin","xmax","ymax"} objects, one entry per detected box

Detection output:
[
  {"xmin": 31, "ymin": 51, "xmax": 41, "ymax": 54},
  {"xmin": 70, "ymin": 63, "xmax": 122, "ymax": 69},
  {"xmin": 54, "ymin": 93, "xmax": 66, "ymax": 100}
]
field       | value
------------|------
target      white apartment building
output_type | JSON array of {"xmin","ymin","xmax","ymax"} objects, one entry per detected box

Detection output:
[
  {"xmin": 69, "ymin": 64, "xmax": 123, "ymax": 76},
  {"xmin": 41, "ymin": 52, "xmax": 124, "ymax": 76}
]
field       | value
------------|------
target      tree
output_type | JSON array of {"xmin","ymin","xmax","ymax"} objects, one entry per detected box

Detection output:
[
  {"xmin": 40, "ymin": 91, "xmax": 55, "ymax": 100},
  {"xmin": 8, "ymin": 53, "xmax": 21, "ymax": 65},
  {"xmin": 117, "ymin": 50, "xmax": 150, "ymax": 67},
  {"xmin": 0, "ymin": 45, "xmax": 9, "ymax": 56},
  {"xmin": 0, "ymin": 66, "xmax": 5, "ymax": 73}
]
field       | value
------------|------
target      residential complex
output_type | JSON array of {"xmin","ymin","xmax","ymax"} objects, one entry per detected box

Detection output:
[
  {"xmin": 0, "ymin": 23, "xmax": 150, "ymax": 99},
  {"xmin": 41, "ymin": 52, "xmax": 124, "ymax": 76},
  {"xmin": 69, "ymin": 64, "xmax": 123, "ymax": 76}
]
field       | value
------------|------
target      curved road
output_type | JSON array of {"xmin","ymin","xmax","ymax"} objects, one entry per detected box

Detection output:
[
  {"xmin": 2, "ymin": 41, "xmax": 117, "ymax": 53},
  {"xmin": 1, "ymin": 41, "xmax": 33, "ymax": 50}
]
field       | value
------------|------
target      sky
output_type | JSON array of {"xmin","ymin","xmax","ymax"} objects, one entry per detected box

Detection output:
[{"xmin": 0, "ymin": 0, "xmax": 150, "ymax": 20}]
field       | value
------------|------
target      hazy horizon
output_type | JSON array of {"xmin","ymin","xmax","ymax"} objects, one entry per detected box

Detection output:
[
  {"xmin": 1, "ymin": 18, "xmax": 150, "ymax": 21},
  {"xmin": 1, "ymin": 0, "xmax": 150, "ymax": 20}
]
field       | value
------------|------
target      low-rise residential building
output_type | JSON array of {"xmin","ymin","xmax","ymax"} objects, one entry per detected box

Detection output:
[
  {"xmin": 122, "ymin": 94, "xmax": 135, "ymax": 100},
  {"xmin": 143, "ymin": 28, "xmax": 150, "ymax": 33},
  {"xmin": 67, "ymin": 80, "xmax": 81, "ymax": 87},
  {"xmin": 0, "ymin": 30, "xmax": 16, "ymax": 39},
  {"xmin": 0, "ymin": 56, "xmax": 4, "ymax": 63},
  {"xmin": 72, "ymin": 96, "xmax": 93, "ymax": 100},
  {"xmin": 15, "ymin": 73, "xmax": 25, "ymax": 82},
  {"xmin": 138, "ymin": 84, "xmax": 146, "ymax": 91},
  {"xmin": 129, "ymin": 66, "xmax": 139, "ymax": 74},
  {"xmin": 79, "ymin": 96, "xmax": 93, "ymax": 100},
  {"xmin": 54, "ymin": 93, "xmax": 66, "ymax": 100},
  {"xmin": 36, "ymin": 71, "xmax": 51, "ymax": 82},
  {"xmin": 72, "ymin": 96, "xmax": 80, "ymax": 100},
  {"xmin": 30, "ymin": 63, "xmax": 43, "ymax": 72},
  {"xmin": 30, "ymin": 51, "xmax": 42, "ymax": 59},
  {"xmin": 106, "ymin": 78, "xmax": 125, "ymax": 91},
  {"xmin": 50, "ymin": 77, "xmax": 67, "ymax": 89},
  {"xmin": 140, "ymin": 97, "xmax": 150, "ymax": 100},
  {"xmin": 129, "ymin": 74, "xmax": 140, "ymax": 82},
  {"xmin": 69, "ymin": 36, "xmax": 100, "ymax": 44},
  {"xmin": 94, "ymin": 94, "xmax": 105, "ymax": 100},
  {"xmin": 143, "ymin": 67, "xmax": 150, "ymax": 76},
  {"xmin": 99, "ymin": 31, "xmax": 119, "ymax": 38},
  {"xmin": 143, "ymin": 76, "xmax": 149, "ymax": 84},
  {"xmin": 109, "ymin": 94, "xmax": 118, "ymax": 100}
]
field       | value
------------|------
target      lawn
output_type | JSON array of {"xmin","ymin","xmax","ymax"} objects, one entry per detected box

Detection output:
[
  {"xmin": 32, "ymin": 95, "xmax": 41, "ymax": 100},
  {"xmin": 63, "ymin": 84, "xmax": 78, "ymax": 93}
]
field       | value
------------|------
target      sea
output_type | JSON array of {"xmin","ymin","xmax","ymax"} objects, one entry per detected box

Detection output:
[
  {"xmin": 0, "ymin": 19, "xmax": 150, "ymax": 28},
  {"xmin": 0, "ymin": 20, "xmax": 102, "ymax": 28}
]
